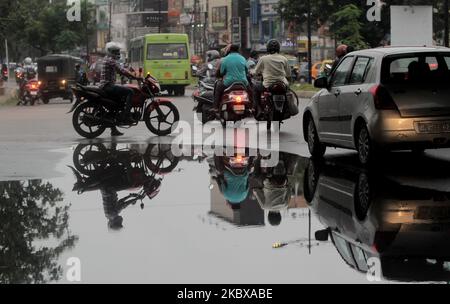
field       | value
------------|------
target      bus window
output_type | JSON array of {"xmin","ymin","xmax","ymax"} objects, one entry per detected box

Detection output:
[{"xmin": 147, "ymin": 44, "xmax": 188, "ymax": 60}]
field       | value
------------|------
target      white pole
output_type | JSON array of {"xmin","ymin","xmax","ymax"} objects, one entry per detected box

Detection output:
[{"xmin": 5, "ymin": 38, "xmax": 8, "ymax": 65}]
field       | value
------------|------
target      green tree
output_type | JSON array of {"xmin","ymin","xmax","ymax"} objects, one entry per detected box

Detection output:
[
  {"xmin": 0, "ymin": 180, "xmax": 78, "ymax": 283},
  {"xmin": 0, "ymin": 0, "xmax": 95, "ymax": 59},
  {"xmin": 330, "ymin": 4, "xmax": 369, "ymax": 49}
]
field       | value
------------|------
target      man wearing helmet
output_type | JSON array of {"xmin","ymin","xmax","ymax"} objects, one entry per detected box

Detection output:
[
  {"xmin": 331, "ymin": 44, "xmax": 349, "ymax": 72},
  {"xmin": 100, "ymin": 42, "xmax": 141, "ymax": 136},
  {"xmin": 18, "ymin": 57, "xmax": 37, "ymax": 104},
  {"xmin": 198, "ymin": 50, "xmax": 220, "ymax": 78},
  {"xmin": 253, "ymin": 40, "xmax": 291, "ymax": 116},
  {"xmin": 212, "ymin": 44, "xmax": 249, "ymax": 112}
]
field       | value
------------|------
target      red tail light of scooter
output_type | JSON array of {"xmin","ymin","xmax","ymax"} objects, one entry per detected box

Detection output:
[{"xmin": 229, "ymin": 91, "xmax": 249, "ymax": 103}]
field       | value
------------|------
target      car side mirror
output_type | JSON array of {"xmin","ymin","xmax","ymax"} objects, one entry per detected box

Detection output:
[
  {"xmin": 314, "ymin": 76, "xmax": 328, "ymax": 89},
  {"xmin": 315, "ymin": 229, "xmax": 330, "ymax": 242}
]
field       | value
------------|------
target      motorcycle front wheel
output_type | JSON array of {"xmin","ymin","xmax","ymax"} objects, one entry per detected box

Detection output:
[
  {"xmin": 144, "ymin": 102, "xmax": 180, "ymax": 136},
  {"xmin": 72, "ymin": 101, "xmax": 106, "ymax": 139}
]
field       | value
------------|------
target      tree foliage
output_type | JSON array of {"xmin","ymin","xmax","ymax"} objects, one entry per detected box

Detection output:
[
  {"xmin": 0, "ymin": 180, "xmax": 78, "ymax": 283},
  {"xmin": 0, "ymin": 0, "xmax": 95, "ymax": 60},
  {"xmin": 278, "ymin": 0, "xmax": 449, "ymax": 49}
]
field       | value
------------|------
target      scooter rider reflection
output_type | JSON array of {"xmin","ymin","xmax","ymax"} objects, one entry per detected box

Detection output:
[
  {"xmin": 209, "ymin": 153, "xmax": 255, "ymax": 208},
  {"xmin": 252, "ymin": 153, "xmax": 300, "ymax": 226}
]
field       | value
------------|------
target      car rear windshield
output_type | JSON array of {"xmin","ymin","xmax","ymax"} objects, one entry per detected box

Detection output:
[
  {"xmin": 381, "ymin": 52, "xmax": 450, "ymax": 86},
  {"xmin": 147, "ymin": 43, "xmax": 188, "ymax": 60}
]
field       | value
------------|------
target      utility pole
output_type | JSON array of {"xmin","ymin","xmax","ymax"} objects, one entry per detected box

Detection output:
[
  {"xmin": 307, "ymin": 0, "xmax": 312, "ymax": 84},
  {"xmin": 4, "ymin": 38, "xmax": 8, "ymax": 65},
  {"xmin": 445, "ymin": 0, "xmax": 449, "ymax": 47},
  {"xmin": 158, "ymin": 0, "xmax": 162, "ymax": 33},
  {"xmin": 85, "ymin": 0, "xmax": 89, "ymax": 63},
  {"xmin": 108, "ymin": 0, "xmax": 112, "ymax": 42}
]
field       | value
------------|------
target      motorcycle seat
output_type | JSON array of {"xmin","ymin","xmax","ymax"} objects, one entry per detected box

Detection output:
[
  {"xmin": 267, "ymin": 82, "xmax": 288, "ymax": 94},
  {"xmin": 225, "ymin": 83, "xmax": 248, "ymax": 92},
  {"xmin": 80, "ymin": 85, "xmax": 108, "ymax": 97}
]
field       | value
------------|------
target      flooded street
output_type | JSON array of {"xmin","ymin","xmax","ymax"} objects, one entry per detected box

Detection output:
[{"xmin": 3, "ymin": 142, "xmax": 450, "ymax": 284}]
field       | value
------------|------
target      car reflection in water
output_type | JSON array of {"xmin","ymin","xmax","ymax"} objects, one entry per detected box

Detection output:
[
  {"xmin": 304, "ymin": 153, "xmax": 450, "ymax": 282},
  {"xmin": 70, "ymin": 143, "xmax": 180, "ymax": 230},
  {"xmin": 207, "ymin": 147, "xmax": 307, "ymax": 227}
]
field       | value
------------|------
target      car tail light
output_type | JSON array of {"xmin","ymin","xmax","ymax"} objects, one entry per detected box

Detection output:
[
  {"xmin": 229, "ymin": 91, "xmax": 249, "ymax": 103},
  {"xmin": 369, "ymin": 85, "xmax": 398, "ymax": 110}
]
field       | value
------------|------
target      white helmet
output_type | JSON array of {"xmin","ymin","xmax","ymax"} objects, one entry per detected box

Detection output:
[
  {"xmin": 23, "ymin": 57, "xmax": 33, "ymax": 66},
  {"xmin": 105, "ymin": 42, "xmax": 122, "ymax": 59}
]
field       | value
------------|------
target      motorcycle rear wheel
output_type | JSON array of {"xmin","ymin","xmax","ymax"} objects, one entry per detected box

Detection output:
[
  {"xmin": 72, "ymin": 102, "xmax": 106, "ymax": 139},
  {"xmin": 144, "ymin": 102, "xmax": 180, "ymax": 136}
]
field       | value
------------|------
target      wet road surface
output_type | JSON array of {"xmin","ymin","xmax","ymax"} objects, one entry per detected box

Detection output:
[{"xmin": 2, "ymin": 142, "xmax": 450, "ymax": 284}]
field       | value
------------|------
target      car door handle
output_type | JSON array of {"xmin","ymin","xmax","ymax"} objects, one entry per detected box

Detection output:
[{"xmin": 354, "ymin": 89, "xmax": 362, "ymax": 96}]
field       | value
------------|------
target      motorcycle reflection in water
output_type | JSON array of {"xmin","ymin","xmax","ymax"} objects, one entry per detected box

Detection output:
[
  {"xmin": 70, "ymin": 143, "xmax": 180, "ymax": 230},
  {"xmin": 207, "ymin": 147, "xmax": 305, "ymax": 227},
  {"xmin": 304, "ymin": 154, "xmax": 450, "ymax": 282}
]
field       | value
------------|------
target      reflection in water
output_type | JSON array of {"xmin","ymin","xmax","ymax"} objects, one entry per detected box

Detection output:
[
  {"xmin": 0, "ymin": 180, "xmax": 77, "ymax": 283},
  {"xmin": 208, "ymin": 148, "xmax": 308, "ymax": 227},
  {"xmin": 305, "ymin": 154, "xmax": 450, "ymax": 282},
  {"xmin": 71, "ymin": 143, "xmax": 180, "ymax": 230}
]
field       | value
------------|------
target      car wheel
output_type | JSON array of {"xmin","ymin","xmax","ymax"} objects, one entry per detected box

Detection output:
[
  {"xmin": 357, "ymin": 124, "xmax": 380, "ymax": 165},
  {"xmin": 355, "ymin": 172, "xmax": 371, "ymax": 221},
  {"xmin": 307, "ymin": 118, "xmax": 326, "ymax": 158}
]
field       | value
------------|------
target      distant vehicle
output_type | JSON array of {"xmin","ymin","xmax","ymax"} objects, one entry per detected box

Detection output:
[
  {"xmin": 303, "ymin": 47, "xmax": 450, "ymax": 165},
  {"xmin": 37, "ymin": 54, "xmax": 84, "ymax": 104},
  {"xmin": 129, "ymin": 34, "xmax": 192, "ymax": 96},
  {"xmin": 311, "ymin": 59, "xmax": 333, "ymax": 80},
  {"xmin": 305, "ymin": 155, "xmax": 450, "ymax": 282}
]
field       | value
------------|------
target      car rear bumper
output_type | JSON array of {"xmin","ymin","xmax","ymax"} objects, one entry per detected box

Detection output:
[{"xmin": 369, "ymin": 111, "xmax": 450, "ymax": 149}]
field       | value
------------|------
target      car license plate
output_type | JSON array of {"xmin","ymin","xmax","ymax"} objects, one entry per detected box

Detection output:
[
  {"xmin": 233, "ymin": 105, "xmax": 245, "ymax": 112},
  {"xmin": 273, "ymin": 95, "xmax": 286, "ymax": 102},
  {"xmin": 414, "ymin": 206, "xmax": 450, "ymax": 220},
  {"xmin": 30, "ymin": 91, "xmax": 37, "ymax": 96},
  {"xmin": 417, "ymin": 121, "xmax": 450, "ymax": 133}
]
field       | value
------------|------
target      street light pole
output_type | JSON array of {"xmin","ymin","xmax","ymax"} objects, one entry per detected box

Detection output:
[{"xmin": 307, "ymin": 0, "xmax": 312, "ymax": 84}]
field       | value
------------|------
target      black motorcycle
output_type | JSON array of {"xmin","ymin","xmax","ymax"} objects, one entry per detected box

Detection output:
[
  {"xmin": 258, "ymin": 82, "xmax": 299, "ymax": 130},
  {"xmin": 192, "ymin": 64, "xmax": 216, "ymax": 124}
]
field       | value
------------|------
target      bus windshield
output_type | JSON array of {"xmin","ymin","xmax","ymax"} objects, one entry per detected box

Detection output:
[{"xmin": 147, "ymin": 44, "xmax": 188, "ymax": 60}]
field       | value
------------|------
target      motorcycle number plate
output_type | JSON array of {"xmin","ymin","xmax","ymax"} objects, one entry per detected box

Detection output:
[
  {"xmin": 233, "ymin": 105, "xmax": 245, "ymax": 112},
  {"xmin": 30, "ymin": 91, "xmax": 38, "ymax": 96},
  {"xmin": 273, "ymin": 95, "xmax": 286, "ymax": 102}
]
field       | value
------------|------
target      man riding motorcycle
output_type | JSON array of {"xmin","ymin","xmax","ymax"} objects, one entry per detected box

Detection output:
[
  {"xmin": 198, "ymin": 50, "xmax": 221, "ymax": 79},
  {"xmin": 18, "ymin": 57, "xmax": 38, "ymax": 105},
  {"xmin": 100, "ymin": 42, "xmax": 141, "ymax": 136},
  {"xmin": 212, "ymin": 44, "xmax": 250, "ymax": 113},
  {"xmin": 253, "ymin": 40, "xmax": 291, "ymax": 117}
]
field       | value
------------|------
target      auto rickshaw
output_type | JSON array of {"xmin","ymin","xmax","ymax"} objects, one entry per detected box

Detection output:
[{"xmin": 37, "ymin": 54, "xmax": 84, "ymax": 104}]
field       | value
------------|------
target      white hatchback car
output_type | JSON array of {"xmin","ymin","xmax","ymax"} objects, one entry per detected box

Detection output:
[{"xmin": 303, "ymin": 47, "xmax": 450, "ymax": 164}]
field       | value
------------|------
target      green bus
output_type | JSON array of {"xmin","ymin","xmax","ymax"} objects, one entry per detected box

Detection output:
[{"xmin": 129, "ymin": 34, "xmax": 192, "ymax": 96}]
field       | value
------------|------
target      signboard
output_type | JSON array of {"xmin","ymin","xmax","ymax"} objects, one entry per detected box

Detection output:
[
  {"xmin": 260, "ymin": 0, "xmax": 278, "ymax": 16},
  {"xmin": 391, "ymin": 6, "xmax": 433, "ymax": 46},
  {"xmin": 231, "ymin": 17, "xmax": 241, "ymax": 46},
  {"xmin": 212, "ymin": 6, "xmax": 228, "ymax": 30},
  {"xmin": 143, "ymin": 0, "xmax": 168, "ymax": 12}
]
